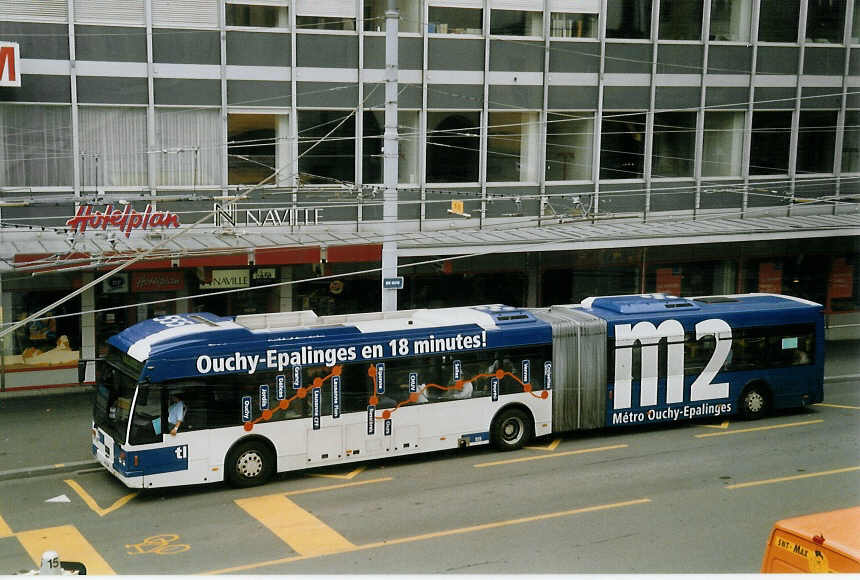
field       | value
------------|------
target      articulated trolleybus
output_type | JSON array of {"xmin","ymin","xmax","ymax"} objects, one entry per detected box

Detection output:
[{"xmin": 93, "ymin": 293, "xmax": 824, "ymax": 488}]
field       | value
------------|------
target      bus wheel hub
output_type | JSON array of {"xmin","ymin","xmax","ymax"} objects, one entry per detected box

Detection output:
[{"xmin": 238, "ymin": 451, "xmax": 263, "ymax": 477}]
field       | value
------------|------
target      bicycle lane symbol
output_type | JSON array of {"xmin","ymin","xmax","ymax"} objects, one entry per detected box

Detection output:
[{"xmin": 126, "ymin": 534, "xmax": 190, "ymax": 556}]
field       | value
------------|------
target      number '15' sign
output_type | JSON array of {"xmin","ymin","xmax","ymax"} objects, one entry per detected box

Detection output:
[{"xmin": 613, "ymin": 318, "xmax": 731, "ymax": 410}]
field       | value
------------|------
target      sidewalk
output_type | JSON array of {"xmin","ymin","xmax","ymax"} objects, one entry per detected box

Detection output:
[{"xmin": 0, "ymin": 341, "xmax": 857, "ymax": 482}]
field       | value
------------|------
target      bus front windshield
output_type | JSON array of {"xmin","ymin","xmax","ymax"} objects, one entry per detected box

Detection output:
[{"xmin": 94, "ymin": 348, "xmax": 143, "ymax": 442}]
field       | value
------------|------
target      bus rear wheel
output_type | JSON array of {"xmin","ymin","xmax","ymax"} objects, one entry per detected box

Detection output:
[
  {"xmin": 491, "ymin": 408, "xmax": 532, "ymax": 451},
  {"xmin": 739, "ymin": 385, "xmax": 769, "ymax": 420},
  {"xmin": 226, "ymin": 440, "xmax": 274, "ymax": 487}
]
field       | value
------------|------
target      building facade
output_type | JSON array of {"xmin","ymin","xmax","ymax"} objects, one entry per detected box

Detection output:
[{"xmin": 0, "ymin": 0, "xmax": 858, "ymax": 391}]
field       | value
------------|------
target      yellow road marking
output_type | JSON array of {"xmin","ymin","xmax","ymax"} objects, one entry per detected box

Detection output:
[
  {"xmin": 726, "ymin": 466, "xmax": 860, "ymax": 489},
  {"xmin": 525, "ymin": 438, "xmax": 562, "ymax": 451},
  {"xmin": 701, "ymin": 421, "xmax": 731, "ymax": 430},
  {"xmin": 285, "ymin": 477, "xmax": 393, "ymax": 496},
  {"xmin": 309, "ymin": 465, "xmax": 367, "ymax": 480},
  {"xmin": 206, "ymin": 497, "xmax": 651, "ymax": 575},
  {"xmin": 64, "ymin": 479, "xmax": 138, "ymax": 517},
  {"xmin": 0, "ymin": 514, "xmax": 13, "ymax": 537},
  {"xmin": 16, "ymin": 524, "xmax": 115, "ymax": 575},
  {"xmin": 235, "ymin": 495, "xmax": 356, "ymax": 557},
  {"xmin": 694, "ymin": 419, "xmax": 823, "ymax": 438},
  {"xmin": 475, "ymin": 444, "xmax": 628, "ymax": 467},
  {"xmin": 815, "ymin": 402, "xmax": 860, "ymax": 410}
]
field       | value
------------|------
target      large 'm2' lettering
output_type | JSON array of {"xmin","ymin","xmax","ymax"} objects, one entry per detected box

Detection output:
[{"xmin": 613, "ymin": 318, "xmax": 731, "ymax": 410}]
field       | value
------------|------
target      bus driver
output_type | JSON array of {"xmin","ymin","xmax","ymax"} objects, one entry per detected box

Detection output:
[{"xmin": 168, "ymin": 393, "xmax": 187, "ymax": 436}]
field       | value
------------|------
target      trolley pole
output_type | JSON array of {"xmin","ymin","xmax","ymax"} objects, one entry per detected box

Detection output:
[{"xmin": 381, "ymin": 0, "xmax": 399, "ymax": 312}]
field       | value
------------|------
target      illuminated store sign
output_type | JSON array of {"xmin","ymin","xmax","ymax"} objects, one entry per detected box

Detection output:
[{"xmin": 66, "ymin": 205, "xmax": 181, "ymax": 237}]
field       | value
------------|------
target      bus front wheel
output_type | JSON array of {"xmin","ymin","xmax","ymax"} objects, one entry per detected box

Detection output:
[
  {"xmin": 226, "ymin": 440, "xmax": 274, "ymax": 487},
  {"xmin": 739, "ymin": 385, "xmax": 769, "ymax": 420},
  {"xmin": 491, "ymin": 408, "xmax": 532, "ymax": 451}
]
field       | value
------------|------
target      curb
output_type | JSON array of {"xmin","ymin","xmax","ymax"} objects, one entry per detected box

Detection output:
[{"xmin": 0, "ymin": 460, "xmax": 100, "ymax": 483}]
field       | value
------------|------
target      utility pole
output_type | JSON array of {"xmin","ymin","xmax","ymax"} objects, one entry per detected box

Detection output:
[{"xmin": 381, "ymin": 0, "xmax": 399, "ymax": 312}]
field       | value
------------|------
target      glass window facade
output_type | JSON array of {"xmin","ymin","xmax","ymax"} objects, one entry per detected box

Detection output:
[
  {"xmin": 428, "ymin": 7, "xmax": 482, "ymax": 35},
  {"xmin": 749, "ymin": 111, "xmax": 792, "ymax": 175},
  {"xmin": 545, "ymin": 112, "xmax": 594, "ymax": 181},
  {"xmin": 709, "ymin": 0, "xmax": 751, "ymax": 42},
  {"xmin": 658, "ymin": 0, "xmax": 702, "ymax": 40},
  {"xmin": 606, "ymin": 0, "xmax": 652, "ymax": 39},
  {"xmin": 600, "ymin": 113, "xmax": 647, "ymax": 179},
  {"xmin": 758, "ymin": 0, "xmax": 799, "ymax": 42}
]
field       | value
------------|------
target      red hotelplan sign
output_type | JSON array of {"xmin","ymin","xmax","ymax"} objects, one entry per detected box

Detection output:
[
  {"xmin": 66, "ymin": 204, "xmax": 181, "ymax": 238},
  {"xmin": 0, "ymin": 42, "xmax": 21, "ymax": 87}
]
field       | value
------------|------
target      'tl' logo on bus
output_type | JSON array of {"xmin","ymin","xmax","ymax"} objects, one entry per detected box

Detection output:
[{"xmin": 0, "ymin": 43, "xmax": 21, "ymax": 88}]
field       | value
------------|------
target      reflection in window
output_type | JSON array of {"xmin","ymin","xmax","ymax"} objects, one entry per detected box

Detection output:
[
  {"xmin": 545, "ymin": 112, "xmax": 594, "ymax": 181},
  {"xmin": 842, "ymin": 110, "xmax": 860, "ymax": 172},
  {"xmin": 658, "ymin": 0, "xmax": 702, "ymax": 40},
  {"xmin": 749, "ymin": 111, "xmax": 791, "ymax": 175},
  {"xmin": 651, "ymin": 112, "xmax": 696, "ymax": 178},
  {"xmin": 226, "ymin": 3, "xmax": 288, "ymax": 28},
  {"xmin": 428, "ymin": 6, "xmax": 482, "ymax": 35},
  {"xmin": 362, "ymin": 111, "xmax": 419, "ymax": 184},
  {"xmin": 0, "ymin": 104, "xmax": 73, "ymax": 187},
  {"xmin": 805, "ymin": 0, "xmax": 845, "ymax": 43},
  {"xmin": 702, "ymin": 111, "xmax": 745, "ymax": 177},
  {"xmin": 758, "ymin": 0, "xmax": 799, "ymax": 42},
  {"xmin": 490, "ymin": 10, "xmax": 542, "ymax": 36},
  {"xmin": 796, "ymin": 110, "xmax": 836, "ymax": 174},
  {"xmin": 709, "ymin": 0, "xmax": 751, "ymax": 42},
  {"xmin": 600, "ymin": 113, "xmax": 646, "ymax": 179},
  {"xmin": 550, "ymin": 12, "xmax": 598, "ymax": 38},
  {"xmin": 486, "ymin": 112, "xmax": 539, "ymax": 183},
  {"xmin": 363, "ymin": 0, "xmax": 420, "ymax": 33},
  {"xmin": 298, "ymin": 110, "xmax": 355, "ymax": 184},
  {"xmin": 606, "ymin": 0, "xmax": 652, "ymax": 39},
  {"xmin": 228, "ymin": 113, "xmax": 290, "ymax": 185},
  {"xmin": 426, "ymin": 112, "xmax": 480, "ymax": 183}
]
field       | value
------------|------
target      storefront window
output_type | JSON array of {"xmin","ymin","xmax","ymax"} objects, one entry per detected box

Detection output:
[
  {"xmin": 3, "ymin": 290, "xmax": 81, "ymax": 372},
  {"xmin": 646, "ymin": 260, "xmax": 736, "ymax": 296}
]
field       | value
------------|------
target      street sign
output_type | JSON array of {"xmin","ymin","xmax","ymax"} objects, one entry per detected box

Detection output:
[{"xmin": 383, "ymin": 277, "xmax": 404, "ymax": 289}]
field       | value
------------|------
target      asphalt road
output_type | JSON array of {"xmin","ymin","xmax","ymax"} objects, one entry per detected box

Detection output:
[{"xmin": 0, "ymin": 379, "xmax": 858, "ymax": 575}]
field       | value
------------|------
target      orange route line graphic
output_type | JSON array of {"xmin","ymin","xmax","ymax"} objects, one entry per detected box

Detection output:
[{"xmin": 243, "ymin": 364, "xmax": 548, "ymax": 431}]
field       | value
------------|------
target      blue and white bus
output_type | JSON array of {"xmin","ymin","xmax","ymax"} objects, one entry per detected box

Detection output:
[{"xmin": 92, "ymin": 293, "xmax": 824, "ymax": 488}]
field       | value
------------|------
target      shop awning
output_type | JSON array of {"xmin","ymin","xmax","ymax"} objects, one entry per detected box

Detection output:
[{"xmin": 1, "ymin": 211, "xmax": 858, "ymax": 274}]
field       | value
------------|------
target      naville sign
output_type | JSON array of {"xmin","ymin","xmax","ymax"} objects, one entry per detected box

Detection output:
[{"xmin": 0, "ymin": 42, "xmax": 21, "ymax": 87}]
